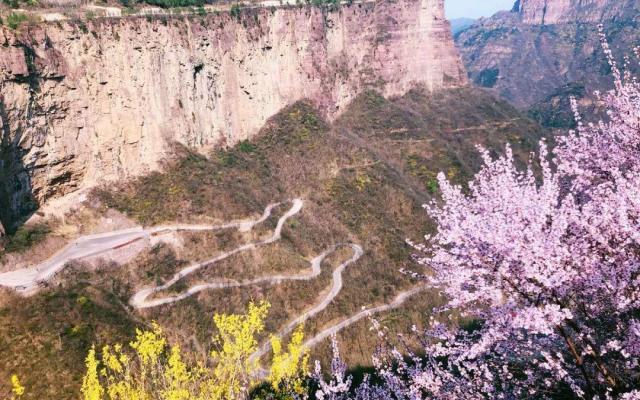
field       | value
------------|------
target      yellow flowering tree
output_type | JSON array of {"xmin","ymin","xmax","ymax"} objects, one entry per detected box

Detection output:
[
  {"xmin": 80, "ymin": 301, "xmax": 309, "ymax": 400},
  {"xmin": 207, "ymin": 301, "xmax": 270, "ymax": 399},
  {"xmin": 267, "ymin": 325, "xmax": 309, "ymax": 397},
  {"xmin": 81, "ymin": 348, "xmax": 104, "ymax": 400}
]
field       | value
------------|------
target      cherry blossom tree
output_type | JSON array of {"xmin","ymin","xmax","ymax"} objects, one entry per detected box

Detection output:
[{"xmin": 314, "ymin": 35, "xmax": 640, "ymax": 399}]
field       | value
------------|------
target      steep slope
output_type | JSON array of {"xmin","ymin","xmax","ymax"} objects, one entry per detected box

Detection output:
[
  {"xmin": 450, "ymin": 17, "xmax": 475, "ymax": 35},
  {"xmin": 0, "ymin": 87, "xmax": 546, "ymax": 399},
  {"xmin": 456, "ymin": 0, "xmax": 640, "ymax": 127},
  {"xmin": 0, "ymin": 0, "xmax": 466, "ymax": 232}
]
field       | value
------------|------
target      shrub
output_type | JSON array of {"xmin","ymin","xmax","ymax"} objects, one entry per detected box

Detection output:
[
  {"xmin": 80, "ymin": 302, "xmax": 310, "ymax": 400},
  {"xmin": 230, "ymin": 3, "xmax": 242, "ymax": 20},
  {"xmin": 5, "ymin": 12, "xmax": 27, "ymax": 30},
  {"xmin": 238, "ymin": 140, "xmax": 256, "ymax": 153},
  {"xmin": 1, "ymin": 0, "xmax": 20, "ymax": 8},
  {"xmin": 2, "ymin": 223, "xmax": 50, "ymax": 254},
  {"xmin": 474, "ymin": 67, "xmax": 500, "ymax": 88},
  {"xmin": 142, "ymin": 0, "xmax": 204, "ymax": 8}
]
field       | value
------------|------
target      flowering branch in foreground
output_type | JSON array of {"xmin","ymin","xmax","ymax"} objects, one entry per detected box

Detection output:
[{"xmin": 315, "ymin": 36, "xmax": 640, "ymax": 399}]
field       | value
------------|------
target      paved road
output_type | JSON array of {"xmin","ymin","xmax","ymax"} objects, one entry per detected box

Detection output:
[
  {"xmin": 0, "ymin": 197, "xmax": 425, "ymax": 369},
  {"xmin": 0, "ymin": 201, "xmax": 283, "ymax": 294},
  {"xmin": 129, "ymin": 199, "xmax": 305, "ymax": 308},
  {"xmin": 0, "ymin": 228, "xmax": 146, "ymax": 293},
  {"xmin": 302, "ymin": 285, "xmax": 427, "ymax": 349},
  {"xmin": 249, "ymin": 243, "xmax": 364, "ymax": 364}
]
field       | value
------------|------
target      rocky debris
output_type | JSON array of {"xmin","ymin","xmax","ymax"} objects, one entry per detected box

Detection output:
[{"xmin": 0, "ymin": 0, "xmax": 465, "ymax": 224}]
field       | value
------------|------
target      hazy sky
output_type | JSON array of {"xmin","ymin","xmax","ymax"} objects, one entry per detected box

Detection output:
[{"xmin": 445, "ymin": 0, "xmax": 515, "ymax": 19}]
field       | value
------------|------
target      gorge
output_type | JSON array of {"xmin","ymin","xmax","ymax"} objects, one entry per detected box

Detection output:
[{"xmin": 0, "ymin": 0, "xmax": 466, "ymax": 232}]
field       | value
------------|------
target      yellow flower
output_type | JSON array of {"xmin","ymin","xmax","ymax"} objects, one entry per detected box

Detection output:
[
  {"xmin": 11, "ymin": 375, "xmax": 25, "ymax": 397},
  {"xmin": 268, "ymin": 325, "xmax": 309, "ymax": 394},
  {"xmin": 81, "ymin": 347, "xmax": 104, "ymax": 400},
  {"xmin": 161, "ymin": 346, "xmax": 192, "ymax": 400},
  {"xmin": 78, "ymin": 301, "xmax": 278, "ymax": 400},
  {"xmin": 208, "ymin": 301, "xmax": 270, "ymax": 399},
  {"xmin": 130, "ymin": 322, "xmax": 166, "ymax": 367}
]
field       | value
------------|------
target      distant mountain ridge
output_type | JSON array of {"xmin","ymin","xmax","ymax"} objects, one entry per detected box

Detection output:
[
  {"xmin": 455, "ymin": 0, "xmax": 640, "ymax": 127},
  {"xmin": 515, "ymin": 0, "xmax": 640, "ymax": 25}
]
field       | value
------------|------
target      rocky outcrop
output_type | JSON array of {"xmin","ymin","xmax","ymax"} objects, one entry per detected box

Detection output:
[
  {"xmin": 515, "ymin": 0, "xmax": 639, "ymax": 25},
  {"xmin": 0, "ymin": 0, "xmax": 466, "ymax": 229},
  {"xmin": 455, "ymin": 0, "xmax": 639, "ymax": 123}
]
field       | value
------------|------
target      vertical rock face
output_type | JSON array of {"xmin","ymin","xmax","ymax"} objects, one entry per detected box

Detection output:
[
  {"xmin": 516, "ymin": 0, "xmax": 639, "ymax": 24},
  {"xmin": 0, "ymin": 0, "xmax": 465, "ymax": 228}
]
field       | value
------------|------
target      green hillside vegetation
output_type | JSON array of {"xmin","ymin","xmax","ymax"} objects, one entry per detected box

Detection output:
[{"xmin": 0, "ymin": 87, "xmax": 546, "ymax": 398}]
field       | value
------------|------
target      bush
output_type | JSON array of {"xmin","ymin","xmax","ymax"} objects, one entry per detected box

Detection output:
[
  {"xmin": 474, "ymin": 67, "xmax": 500, "ymax": 88},
  {"xmin": 238, "ymin": 140, "xmax": 256, "ymax": 153},
  {"xmin": 80, "ymin": 302, "xmax": 310, "ymax": 400},
  {"xmin": 2, "ymin": 0, "xmax": 20, "ymax": 8},
  {"xmin": 5, "ymin": 12, "xmax": 28, "ymax": 30},
  {"xmin": 1, "ymin": 223, "xmax": 50, "ymax": 254},
  {"xmin": 142, "ymin": 0, "xmax": 203, "ymax": 8},
  {"xmin": 230, "ymin": 3, "xmax": 242, "ymax": 20}
]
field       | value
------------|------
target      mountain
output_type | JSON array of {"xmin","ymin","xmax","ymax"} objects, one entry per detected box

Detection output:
[
  {"xmin": 514, "ymin": 0, "xmax": 640, "ymax": 24},
  {"xmin": 450, "ymin": 17, "xmax": 475, "ymax": 34},
  {"xmin": 0, "ymin": 0, "xmax": 466, "ymax": 233},
  {"xmin": 456, "ymin": 0, "xmax": 640, "ymax": 127},
  {"xmin": 0, "ymin": 0, "xmax": 549, "ymax": 396},
  {"xmin": 0, "ymin": 86, "xmax": 546, "ymax": 398}
]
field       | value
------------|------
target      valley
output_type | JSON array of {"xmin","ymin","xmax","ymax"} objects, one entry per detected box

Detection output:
[
  {"xmin": 0, "ymin": 87, "xmax": 545, "ymax": 398},
  {"xmin": 1, "ymin": 0, "xmax": 636, "ymax": 397}
]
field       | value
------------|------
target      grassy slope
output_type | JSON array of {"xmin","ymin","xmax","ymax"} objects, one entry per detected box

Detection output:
[{"xmin": 0, "ymin": 87, "xmax": 546, "ymax": 398}]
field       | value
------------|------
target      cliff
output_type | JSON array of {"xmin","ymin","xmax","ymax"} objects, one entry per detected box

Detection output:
[
  {"xmin": 0, "ymin": 0, "xmax": 466, "ymax": 230},
  {"xmin": 515, "ymin": 0, "xmax": 640, "ymax": 25},
  {"xmin": 455, "ymin": 0, "xmax": 639, "ymax": 125}
]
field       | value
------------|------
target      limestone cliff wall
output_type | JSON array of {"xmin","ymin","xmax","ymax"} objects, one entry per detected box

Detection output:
[
  {"xmin": 515, "ymin": 0, "xmax": 639, "ymax": 24},
  {"xmin": 0, "ymin": 0, "xmax": 465, "ymax": 228}
]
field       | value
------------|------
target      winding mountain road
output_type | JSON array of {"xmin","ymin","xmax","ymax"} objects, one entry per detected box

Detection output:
[
  {"xmin": 130, "ymin": 199, "xmax": 306, "ymax": 308},
  {"xmin": 249, "ymin": 243, "xmax": 364, "ymax": 364},
  {"xmin": 0, "ymin": 198, "xmax": 425, "ymax": 362},
  {"xmin": 0, "ymin": 200, "xmax": 282, "ymax": 294},
  {"xmin": 302, "ymin": 285, "xmax": 426, "ymax": 349}
]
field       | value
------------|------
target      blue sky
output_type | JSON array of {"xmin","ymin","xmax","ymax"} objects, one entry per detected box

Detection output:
[{"xmin": 445, "ymin": 0, "xmax": 515, "ymax": 19}]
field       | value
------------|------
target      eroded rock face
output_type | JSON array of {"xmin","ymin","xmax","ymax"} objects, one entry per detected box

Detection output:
[
  {"xmin": 516, "ymin": 0, "xmax": 639, "ymax": 25},
  {"xmin": 455, "ymin": 0, "xmax": 639, "ymax": 121},
  {"xmin": 0, "ymin": 0, "xmax": 466, "ymax": 228}
]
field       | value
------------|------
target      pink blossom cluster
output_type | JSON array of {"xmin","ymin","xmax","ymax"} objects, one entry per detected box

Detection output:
[{"xmin": 313, "ymin": 35, "xmax": 640, "ymax": 399}]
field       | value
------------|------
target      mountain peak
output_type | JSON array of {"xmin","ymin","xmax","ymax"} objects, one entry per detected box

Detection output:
[{"xmin": 516, "ymin": 0, "xmax": 640, "ymax": 24}]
